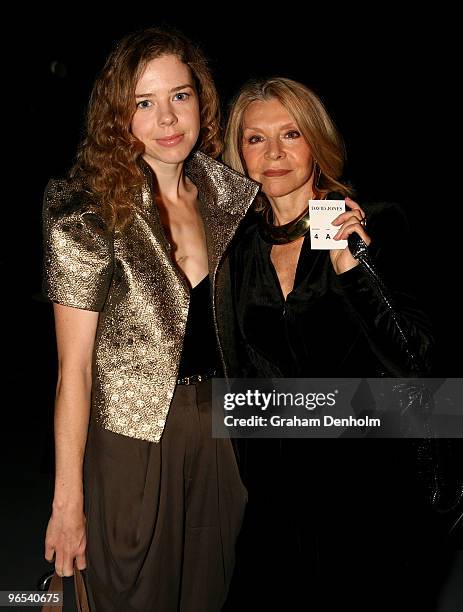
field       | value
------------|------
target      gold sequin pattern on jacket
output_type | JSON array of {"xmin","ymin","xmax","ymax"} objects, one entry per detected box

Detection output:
[{"xmin": 42, "ymin": 151, "xmax": 260, "ymax": 442}]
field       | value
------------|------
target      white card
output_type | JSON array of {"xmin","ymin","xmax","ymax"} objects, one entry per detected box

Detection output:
[{"xmin": 309, "ymin": 199, "xmax": 348, "ymax": 250}]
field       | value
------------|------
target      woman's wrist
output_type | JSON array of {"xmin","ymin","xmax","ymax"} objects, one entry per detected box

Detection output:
[{"xmin": 52, "ymin": 488, "xmax": 84, "ymax": 512}]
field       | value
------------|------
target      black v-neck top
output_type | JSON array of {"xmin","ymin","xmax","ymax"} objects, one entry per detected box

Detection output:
[
  {"xmin": 177, "ymin": 275, "xmax": 221, "ymax": 378},
  {"xmin": 231, "ymin": 225, "xmax": 363, "ymax": 377}
]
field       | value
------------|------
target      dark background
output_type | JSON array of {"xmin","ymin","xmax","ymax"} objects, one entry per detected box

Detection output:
[{"xmin": 1, "ymin": 6, "xmax": 461, "ymax": 609}]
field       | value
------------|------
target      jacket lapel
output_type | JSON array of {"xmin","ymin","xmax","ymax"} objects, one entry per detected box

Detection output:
[
  {"xmin": 137, "ymin": 151, "xmax": 259, "ymax": 282},
  {"xmin": 185, "ymin": 151, "xmax": 260, "ymax": 276}
]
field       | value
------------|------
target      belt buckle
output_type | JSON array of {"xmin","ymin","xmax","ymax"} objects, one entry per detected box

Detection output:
[{"xmin": 177, "ymin": 369, "xmax": 215, "ymax": 385}]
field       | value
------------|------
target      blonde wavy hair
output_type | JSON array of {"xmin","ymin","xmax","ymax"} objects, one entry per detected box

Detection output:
[
  {"xmin": 223, "ymin": 77, "xmax": 353, "ymax": 210},
  {"xmin": 70, "ymin": 27, "xmax": 222, "ymax": 229}
]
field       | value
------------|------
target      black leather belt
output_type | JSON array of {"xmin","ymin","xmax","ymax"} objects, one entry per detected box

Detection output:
[{"xmin": 177, "ymin": 368, "xmax": 217, "ymax": 385}]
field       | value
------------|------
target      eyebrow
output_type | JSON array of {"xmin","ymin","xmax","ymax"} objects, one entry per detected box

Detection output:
[
  {"xmin": 243, "ymin": 122, "xmax": 297, "ymax": 131},
  {"xmin": 135, "ymin": 83, "xmax": 195, "ymax": 98}
]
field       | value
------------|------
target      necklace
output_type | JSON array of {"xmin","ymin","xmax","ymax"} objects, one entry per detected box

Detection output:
[{"xmin": 259, "ymin": 204, "xmax": 311, "ymax": 245}]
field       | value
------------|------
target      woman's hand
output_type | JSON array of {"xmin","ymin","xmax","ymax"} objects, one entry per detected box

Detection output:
[
  {"xmin": 44, "ymin": 502, "xmax": 87, "ymax": 577},
  {"xmin": 330, "ymin": 197, "xmax": 371, "ymax": 275}
]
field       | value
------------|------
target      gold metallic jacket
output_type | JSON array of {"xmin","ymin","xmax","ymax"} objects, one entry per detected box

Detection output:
[{"xmin": 42, "ymin": 151, "xmax": 259, "ymax": 443}]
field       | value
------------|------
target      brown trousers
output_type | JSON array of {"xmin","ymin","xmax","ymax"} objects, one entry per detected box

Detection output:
[{"xmin": 83, "ymin": 380, "xmax": 247, "ymax": 611}]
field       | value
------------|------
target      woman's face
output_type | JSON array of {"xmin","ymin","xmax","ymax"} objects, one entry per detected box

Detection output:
[
  {"xmin": 131, "ymin": 54, "xmax": 200, "ymax": 170},
  {"xmin": 241, "ymin": 98, "xmax": 315, "ymax": 200}
]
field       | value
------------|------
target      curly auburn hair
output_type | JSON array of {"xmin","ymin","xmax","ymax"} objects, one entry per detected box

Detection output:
[{"xmin": 70, "ymin": 27, "xmax": 222, "ymax": 229}]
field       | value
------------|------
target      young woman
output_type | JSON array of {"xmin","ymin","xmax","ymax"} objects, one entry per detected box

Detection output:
[{"xmin": 42, "ymin": 28, "xmax": 258, "ymax": 611}]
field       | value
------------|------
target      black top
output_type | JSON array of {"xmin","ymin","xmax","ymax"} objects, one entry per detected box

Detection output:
[
  {"xmin": 231, "ymin": 204, "xmax": 433, "ymax": 378},
  {"xmin": 232, "ymin": 229, "xmax": 350, "ymax": 377},
  {"xmin": 177, "ymin": 275, "xmax": 221, "ymax": 378}
]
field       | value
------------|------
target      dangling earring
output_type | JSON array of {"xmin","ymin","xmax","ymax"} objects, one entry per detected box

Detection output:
[{"xmin": 313, "ymin": 161, "xmax": 322, "ymax": 197}]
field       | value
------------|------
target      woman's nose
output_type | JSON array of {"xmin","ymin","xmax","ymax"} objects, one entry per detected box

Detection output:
[
  {"xmin": 158, "ymin": 108, "xmax": 177, "ymax": 127},
  {"xmin": 264, "ymin": 139, "xmax": 285, "ymax": 160}
]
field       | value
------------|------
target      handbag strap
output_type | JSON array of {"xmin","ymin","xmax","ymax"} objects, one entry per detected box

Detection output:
[
  {"xmin": 41, "ymin": 566, "xmax": 90, "ymax": 612},
  {"xmin": 74, "ymin": 567, "xmax": 90, "ymax": 612}
]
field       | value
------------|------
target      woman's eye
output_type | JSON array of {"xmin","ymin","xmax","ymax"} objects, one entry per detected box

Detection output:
[
  {"xmin": 248, "ymin": 135, "xmax": 263, "ymax": 144},
  {"xmin": 136, "ymin": 100, "xmax": 152, "ymax": 109},
  {"xmin": 174, "ymin": 92, "xmax": 190, "ymax": 101},
  {"xmin": 284, "ymin": 130, "xmax": 300, "ymax": 139}
]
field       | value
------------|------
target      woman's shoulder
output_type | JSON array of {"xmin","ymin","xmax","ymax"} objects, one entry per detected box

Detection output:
[
  {"xmin": 363, "ymin": 200, "xmax": 409, "ymax": 243},
  {"xmin": 363, "ymin": 200, "xmax": 408, "ymax": 223},
  {"xmin": 234, "ymin": 210, "xmax": 260, "ymax": 244},
  {"xmin": 228, "ymin": 210, "xmax": 261, "ymax": 266},
  {"xmin": 43, "ymin": 176, "xmax": 107, "ymax": 230}
]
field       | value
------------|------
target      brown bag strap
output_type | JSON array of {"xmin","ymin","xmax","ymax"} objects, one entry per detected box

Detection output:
[
  {"xmin": 41, "ymin": 564, "xmax": 90, "ymax": 612},
  {"xmin": 74, "ymin": 567, "xmax": 90, "ymax": 612},
  {"xmin": 41, "ymin": 571, "xmax": 62, "ymax": 612}
]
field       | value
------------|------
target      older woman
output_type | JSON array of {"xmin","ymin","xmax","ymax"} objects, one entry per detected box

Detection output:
[
  {"xmin": 224, "ymin": 77, "xmax": 431, "ymax": 379},
  {"xmin": 223, "ymin": 78, "xmax": 439, "ymax": 610},
  {"xmin": 42, "ymin": 28, "xmax": 258, "ymax": 612}
]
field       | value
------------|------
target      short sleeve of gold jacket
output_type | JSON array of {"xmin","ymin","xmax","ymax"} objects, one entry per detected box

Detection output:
[{"xmin": 42, "ymin": 177, "xmax": 113, "ymax": 311}]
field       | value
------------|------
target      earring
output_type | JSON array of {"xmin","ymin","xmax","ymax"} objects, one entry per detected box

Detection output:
[{"xmin": 313, "ymin": 161, "xmax": 322, "ymax": 196}]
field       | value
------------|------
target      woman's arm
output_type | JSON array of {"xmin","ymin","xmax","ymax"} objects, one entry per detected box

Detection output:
[
  {"xmin": 335, "ymin": 202, "xmax": 434, "ymax": 376},
  {"xmin": 44, "ymin": 304, "xmax": 99, "ymax": 577}
]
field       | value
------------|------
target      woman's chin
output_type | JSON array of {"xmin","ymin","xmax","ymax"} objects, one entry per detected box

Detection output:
[{"xmin": 262, "ymin": 187, "xmax": 293, "ymax": 199}]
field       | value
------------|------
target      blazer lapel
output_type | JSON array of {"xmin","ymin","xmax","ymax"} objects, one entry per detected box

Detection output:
[
  {"xmin": 185, "ymin": 151, "xmax": 260, "ymax": 276},
  {"xmin": 136, "ymin": 151, "xmax": 259, "ymax": 285}
]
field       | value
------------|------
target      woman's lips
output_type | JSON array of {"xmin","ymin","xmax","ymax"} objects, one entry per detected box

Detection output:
[
  {"xmin": 263, "ymin": 169, "xmax": 291, "ymax": 177},
  {"xmin": 156, "ymin": 133, "xmax": 184, "ymax": 147}
]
